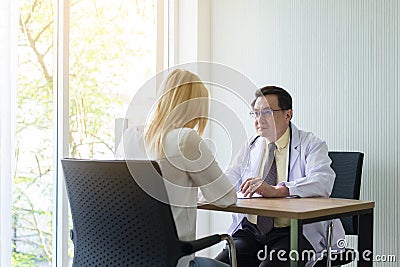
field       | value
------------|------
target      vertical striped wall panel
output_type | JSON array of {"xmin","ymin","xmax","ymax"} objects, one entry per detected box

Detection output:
[{"xmin": 210, "ymin": 0, "xmax": 399, "ymax": 264}]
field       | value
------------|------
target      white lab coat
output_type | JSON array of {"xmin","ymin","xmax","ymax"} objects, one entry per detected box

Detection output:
[{"xmin": 225, "ymin": 123, "xmax": 345, "ymax": 265}]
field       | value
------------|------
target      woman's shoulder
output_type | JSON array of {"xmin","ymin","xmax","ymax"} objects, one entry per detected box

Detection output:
[
  {"xmin": 169, "ymin": 127, "xmax": 197, "ymax": 134},
  {"xmin": 164, "ymin": 128, "xmax": 204, "ymax": 156},
  {"xmin": 168, "ymin": 127, "xmax": 201, "ymax": 142},
  {"xmin": 158, "ymin": 128, "xmax": 208, "ymax": 164}
]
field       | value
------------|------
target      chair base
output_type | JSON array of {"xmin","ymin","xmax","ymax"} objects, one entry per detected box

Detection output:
[{"xmin": 314, "ymin": 248, "xmax": 356, "ymax": 267}]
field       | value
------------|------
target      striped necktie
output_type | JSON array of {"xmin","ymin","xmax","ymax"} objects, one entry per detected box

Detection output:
[{"xmin": 257, "ymin": 142, "xmax": 277, "ymax": 235}]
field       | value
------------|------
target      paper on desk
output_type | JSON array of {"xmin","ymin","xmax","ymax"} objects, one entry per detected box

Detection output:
[{"xmin": 237, "ymin": 191, "xmax": 263, "ymax": 199}]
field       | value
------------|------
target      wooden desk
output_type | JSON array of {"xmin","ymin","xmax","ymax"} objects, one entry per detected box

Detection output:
[{"xmin": 199, "ymin": 197, "xmax": 375, "ymax": 267}]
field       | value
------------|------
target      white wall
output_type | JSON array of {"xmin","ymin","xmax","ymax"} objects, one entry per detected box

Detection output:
[
  {"xmin": 175, "ymin": 0, "xmax": 399, "ymax": 262},
  {"xmin": 208, "ymin": 0, "xmax": 399, "ymax": 264}
]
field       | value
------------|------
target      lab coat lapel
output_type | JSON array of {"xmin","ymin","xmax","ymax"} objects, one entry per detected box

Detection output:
[{"xmin": 289, "ymin": 124, "xmax": 301, "ymax": 176}]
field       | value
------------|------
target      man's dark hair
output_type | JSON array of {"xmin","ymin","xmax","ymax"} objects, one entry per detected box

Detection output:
[{"xmin": 251, "ymin": 86, "xmax": 292, "ymax": 110}]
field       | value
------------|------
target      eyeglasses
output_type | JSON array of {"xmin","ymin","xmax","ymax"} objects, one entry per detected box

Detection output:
[{"xmin": 249, "ymin": 108, "xmax": 286, "ymax": 118}]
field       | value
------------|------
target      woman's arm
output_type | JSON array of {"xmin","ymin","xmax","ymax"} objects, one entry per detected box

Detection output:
[{"xmin": 182, "ymin": 130, "xmax": 237, "ymax": 207}]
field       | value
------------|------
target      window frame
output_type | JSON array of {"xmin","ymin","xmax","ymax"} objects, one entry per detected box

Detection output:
[
  {"xmin": 54, "ymin": 0, "xmax": 168, "ymax": 265},
  {"xmin": 1, "ymin": 0, "xmax": 167, "ymax": 265}
]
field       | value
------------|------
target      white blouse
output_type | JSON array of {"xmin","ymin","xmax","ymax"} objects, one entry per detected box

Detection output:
[{"xmin": 116, "ymin": 127, "xmax": 237, "ymax": 267}]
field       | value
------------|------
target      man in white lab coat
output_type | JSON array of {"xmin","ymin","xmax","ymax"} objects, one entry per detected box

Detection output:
[{"xmin": 216, "ymin": 86, "xmax": 345, "ymax": 267}]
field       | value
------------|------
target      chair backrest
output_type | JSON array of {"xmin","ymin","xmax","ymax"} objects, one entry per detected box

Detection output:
[
  {"xmin": 328, "ymin": 152, "xmax": 364, "ymax": 235},
  {"xmin": 61, "ymin": 159, "xmax": 185, "ymax": 267}
]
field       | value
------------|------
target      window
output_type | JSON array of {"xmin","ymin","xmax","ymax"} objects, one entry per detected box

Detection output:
[
  {"xmin": 14, "ymin": 0, "xmax": 54, "ymax": 265},
  {"xmin": 68, "ymin": 0, "xmax": 159, "ymax": 263},
  {"xmin": 69, "ymin": 0, "xmax": 158, "ymax": 159},
  {"xmin": 1, "ymin": 0, "xmax": 163, "ymax": 265}
]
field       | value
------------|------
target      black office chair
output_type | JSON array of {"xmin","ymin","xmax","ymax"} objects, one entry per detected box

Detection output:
[
  {"xmin": 329, "ymin": 152, "xmax": 364, "ymax": 233},
  {"xmin": 61, "ymin": 159, "xmax": 236, "ymax": 267},
  {"xmin": 317, "ymin": 152, "xmax": 364, "ymax": 267}
]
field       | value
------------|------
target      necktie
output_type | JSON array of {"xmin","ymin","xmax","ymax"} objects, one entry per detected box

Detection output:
[{"xmin": 257, "ymin": 142, "xmax": 277, "ymax": 235}]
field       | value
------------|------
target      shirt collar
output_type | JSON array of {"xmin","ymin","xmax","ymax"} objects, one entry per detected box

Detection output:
[{"xmin": 271, "ymin": 127, "xmax": 290, "ymax": 152}]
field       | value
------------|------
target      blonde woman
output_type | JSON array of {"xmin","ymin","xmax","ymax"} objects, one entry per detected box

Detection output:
[{"xmin": 144, "ymin": 69, "xmax": 237, "ymax": 267}]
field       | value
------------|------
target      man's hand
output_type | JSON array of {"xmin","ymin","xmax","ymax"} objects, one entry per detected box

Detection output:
[
  {"xmin": 240, "ymin": 177, "xmax": 289, "ymax": 198},
  {"xmin": 240, "ymin": 177, "xmax": 264, "ymax": 197}
]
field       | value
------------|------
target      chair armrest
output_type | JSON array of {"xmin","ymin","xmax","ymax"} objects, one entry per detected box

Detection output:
[
  {"xmin": 181, "ymin": 234, "xmax": 237, "ymax": 267},
  {"xmin": 181, "ymin": 234, "xmax": 221, "ymax": 254}
]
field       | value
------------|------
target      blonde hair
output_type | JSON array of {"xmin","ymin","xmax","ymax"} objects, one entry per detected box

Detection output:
[{"xmin": 145, "ymin": 69, "xmax": 209, "ymax": 158}]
